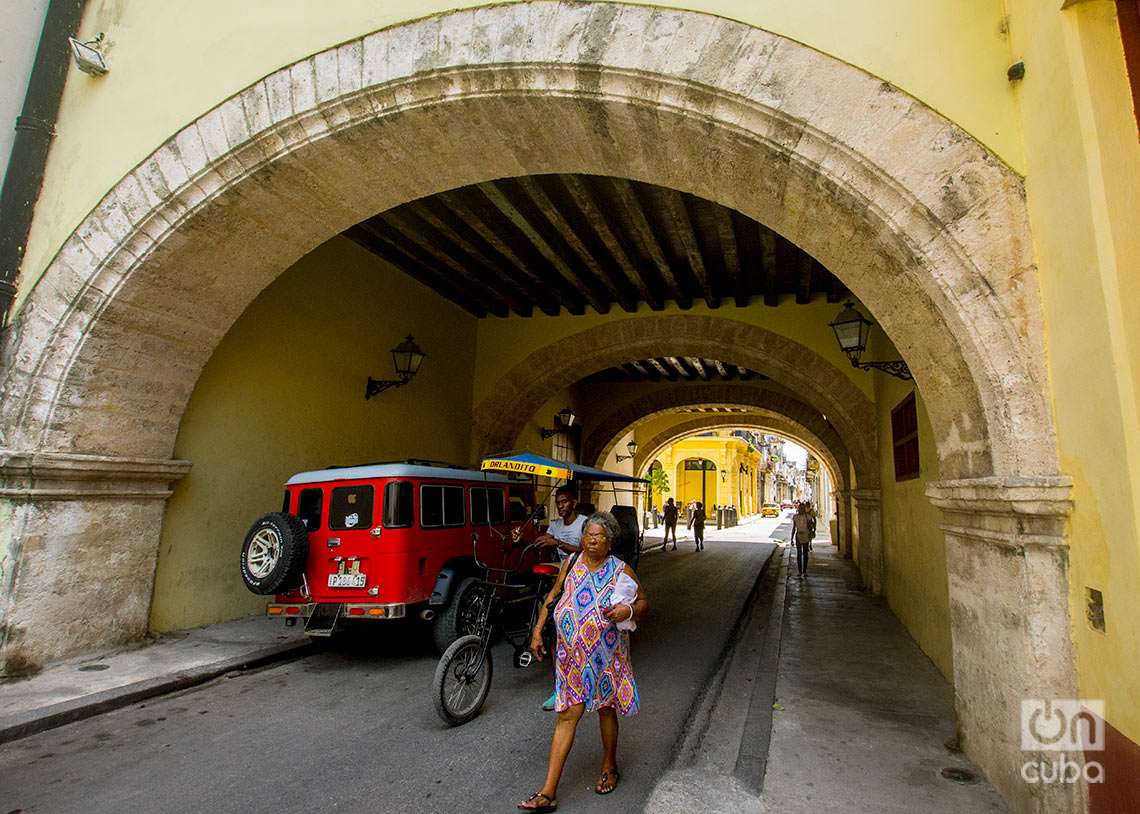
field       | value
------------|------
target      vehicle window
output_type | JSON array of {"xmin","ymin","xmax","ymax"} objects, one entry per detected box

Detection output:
[
  {"xmin": 297, "ymin": 488, "xmax": 323, "ymax": 531},
  {"xmin": 382, "ymin": 481, "xmax": 413, "ymax": 528},
  {"xmin": 508, "ymin": 487, "xmax": 532, "ymax": 522},
  {"xmin": 329, "ymin": 485, "xmax": 374, "ymax": 531},
  {"xmin": 281, "ymin": 491, "xmax": 291, "ymax": 513},
  {"xmin": 471, "ymin": 487, "xmax": 506, "ymax": 525},
  {"xmin": 421, "ymin": 484, "xmax": 465, "ymax": 528}
]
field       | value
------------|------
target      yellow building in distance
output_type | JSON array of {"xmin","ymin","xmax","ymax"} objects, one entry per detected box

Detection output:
[{"xmin": 654, "ymin": 432, "xmax": 762, "ymax": 515}]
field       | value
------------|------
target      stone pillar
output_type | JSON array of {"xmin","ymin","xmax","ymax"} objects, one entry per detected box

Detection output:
[
  {"xmin": 851, "ymin": 488, "xmax": 883, "ymax": 594},
  {"xmin": 926, "ymin": 477, "xmax": 1085, "ymax": 814},
  {"xmin": 834, "ymin": 489, "xmax": 853, "ymax": 558},
  {"xmin": 0, "ymin": 451, "xmax": 191, "ymax": 675}
]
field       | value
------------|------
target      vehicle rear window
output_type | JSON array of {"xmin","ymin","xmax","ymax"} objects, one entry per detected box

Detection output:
[
  {"xmin": 383, "ymin": 481, "xmax": 413, "ymax": 528},
  {"xmin": 471, "ymin": 487, "xmax": 506, "ymax": 525},
  {"xmin": 297, "ymin": 488, "xmax": 323, "ymax": 531},
  {"xmin": 329, "ymin": 485, "xmax": 374, "ymax": 531},
  {"xmin": 421, "ymin": 484, "xmax": 465, "ymax": 528}
]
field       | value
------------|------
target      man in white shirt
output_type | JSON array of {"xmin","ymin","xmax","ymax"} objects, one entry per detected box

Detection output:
[{"xmin": 537, "ymin": 485, "xmax": 585, "ymax": 560}]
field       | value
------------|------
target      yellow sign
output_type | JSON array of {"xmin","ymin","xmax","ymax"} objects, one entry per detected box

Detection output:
[{"xmin": 480, "ymin": 459, "xmax": 571, "ymax": 480}]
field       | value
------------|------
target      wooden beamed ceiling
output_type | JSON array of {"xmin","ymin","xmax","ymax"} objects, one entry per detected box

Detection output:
[
  {"xmin": 582, "ymin": 358, "xmax": 769, "ymax": 384},
  {"xmin": 345, "ymin": 174, "xmax": 848, "ymax": 318}
]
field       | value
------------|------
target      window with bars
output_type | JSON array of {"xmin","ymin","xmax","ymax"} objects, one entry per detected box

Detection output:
[{"xmin": 891, "ymin": 393, "xmax": 920, "ymax": 481}]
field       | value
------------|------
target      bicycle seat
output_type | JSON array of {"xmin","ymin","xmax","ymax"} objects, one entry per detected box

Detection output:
[{"xmin": 532, "ymin": 562, "xmax": 560, "ymax": 577}]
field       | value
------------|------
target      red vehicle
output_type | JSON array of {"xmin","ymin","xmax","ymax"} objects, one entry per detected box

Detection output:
[
  {"xmin": 780, "ymin": 500, "xmax": 795, "ymax": 510},
  {"xmin": 239, "ymin": 460, "xmax": 539, "ymax": 650}
]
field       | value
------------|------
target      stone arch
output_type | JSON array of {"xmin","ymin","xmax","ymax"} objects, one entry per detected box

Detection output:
[
  {"xmin": 473, "ymin": 315, "xmax": 876, "ymax": 486},
  {"xmin": 579, "ymin": 383, "xmax": 856, "ymax": 491},
  {"xmin": 1, "ymin": 1, "xmax": 1052, "ymax": 485}
]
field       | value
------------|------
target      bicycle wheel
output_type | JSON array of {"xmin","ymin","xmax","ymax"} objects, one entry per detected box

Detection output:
[{"xmin": 433, "ymin": 634, "xmax": 493, "ymax": 726}]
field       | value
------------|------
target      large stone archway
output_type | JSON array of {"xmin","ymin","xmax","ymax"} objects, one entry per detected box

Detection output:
[{"xmin": 0, "ymin": 3, "xmax": 1073, "ymax": 806}]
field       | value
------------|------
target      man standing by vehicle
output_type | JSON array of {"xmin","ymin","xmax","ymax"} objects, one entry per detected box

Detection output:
[
  {"xmin": 536, "ymin": 484, "xmax": 585, "ymax": 710},
  {"xmin": 791, "ymin": 501, "xmax": 816, "ymax": 579},
  {"xmin": 661, "ymin": 497, "xmax": 679, "ymax": 551}
]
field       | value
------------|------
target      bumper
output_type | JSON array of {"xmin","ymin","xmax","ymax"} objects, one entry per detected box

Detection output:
[{"xmin": 267, "ymin": 602, "xmax": 407, "ymax": 620}]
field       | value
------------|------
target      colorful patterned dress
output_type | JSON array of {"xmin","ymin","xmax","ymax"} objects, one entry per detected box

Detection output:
[{"xmin": 553, "ymin": 554, "xmax": 640, "ymax": 716}]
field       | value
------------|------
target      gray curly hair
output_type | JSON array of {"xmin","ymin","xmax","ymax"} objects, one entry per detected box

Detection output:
[{"xmin": 585, "ymin": 510, "xmax": 620, "ymax": 543}]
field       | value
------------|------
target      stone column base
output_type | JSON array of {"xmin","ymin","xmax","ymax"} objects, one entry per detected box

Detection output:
[
  {"xmin": 0, "ymin": 451, "xmax": 191, "ymax": 675},
  {"xmin": 927, "ymin": 476, "xmax": 1086, "ymax": 814}
]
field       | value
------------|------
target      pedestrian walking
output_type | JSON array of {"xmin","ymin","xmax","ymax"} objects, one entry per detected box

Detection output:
[
  {"xmin": 791, "ymin": 501, "xmax": 816, "ymax": 579},
  {"xmin": 685, "ymin": 498, "xmax": 697, "ymax": 529},
  {"xmin": 661, "ymin": 497, "xmax": 679, "ymax": 551},
  {"xmin": 692, "ymin": 501, "xmax": 706, "ymax": 551},
  {"xmin": 521, "ymin": 512, "xmax": 648, "ymax": 811}
]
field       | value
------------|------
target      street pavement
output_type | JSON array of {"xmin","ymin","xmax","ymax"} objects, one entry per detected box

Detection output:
[{"xmin": 0, "ymin": 519, "xmax": 785, "ymax": 814}]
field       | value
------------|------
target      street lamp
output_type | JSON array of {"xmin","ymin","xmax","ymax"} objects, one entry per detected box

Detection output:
[
  {"xmin": 365, "ymin": 335, "xmax": 426, "ymax": 399},
  {"xmin": 828, "ymin": 301, "xmax": 912, "ymax": 380},
  {"xmin": 540, "ymin": 407, "xmax": 577, "ymax": 439},
  {"xmin": 615, "ymin": 439, "xmax": 638, "ymax": 462}
]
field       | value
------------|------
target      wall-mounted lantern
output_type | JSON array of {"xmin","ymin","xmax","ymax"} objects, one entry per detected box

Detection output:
[
  {"xmin": 540, "ymin": 407, "xmax": 577, "ymax": 439},
  {"xmin": 615, "ymin": 440, "xmax": 638, "ymax": 462},
  {"xmin": 69, "ymin": 34, "xmax": 108, "ymax": 76},
  {"xmin": 828, "ymin": 301, "xmax": 912, "ymax": 381},
  {"xmin": 365, "ymin": 335, "xmax": 426, "ymax": 399}
]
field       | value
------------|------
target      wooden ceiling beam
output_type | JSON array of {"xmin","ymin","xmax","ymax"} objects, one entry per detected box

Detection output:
[
  {"xmin": 376, "ymin": 209, "xmax": 534, "ymax": 317},
  {"xmin": 761, "ymin": 228, "xmax": 780, "ymax": 307},
  {"xmin": 666, "ymin": 356, "xmax": 691, "ymax": 379},
  {"xmin": 714, "ymin": 207, "xmax": 747, "ymax": 307},
  {"xmin": 686, "ymin": 357, "xmax": 710, "ymax": 380},
  {"xmin": 343, "ymin": 224, "xmax": 493, "ymax": 317},
  {"xmin": 433, "ymin": 191, "xmax": 561, "ymax": 317},
  {"xmin": 515, "ymin": 176, "xmax": 628, "ymax": 313},
  {"xmin": 796, "ymin": 253, "xmax": 815, "ymax": 304},
  {"xmin": 475, "ymin": 182, "xmax": 589, "ymax": 316},
  {"xmin": 609, "ymin": 178, "xmax": 690, "ymax": 309},
  {"xmin": 559, "ymin": 175, "xmax": 664, "ymax": 310},
  {"xmin": 827, "ymin": 273, "xmax": 846, "ymax": 303},
  {"xmin": 713, "ymin": 359, "xmax": 731, "ymax": 379},
  {"xmin": 737, "ymin": 365, "xmax": 753, "ymax": 381},
  {"xmin": 620, "ymin": 362, "xmax": 644, "ymax": 380},
  {"xmin": 629, "ymin": 360, "xmax": 658, "ymax": 381},
  {"xmin": 660, "ymin": 189, "xmax": 718, "ymax": 309},
  {"xmin": 647, "ymin": 358, "xmax": 676, "ymax": 380}
]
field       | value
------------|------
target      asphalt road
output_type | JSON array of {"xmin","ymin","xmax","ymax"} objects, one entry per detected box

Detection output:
[{"xmin": 1, "ymin": 521, "xmax": 784, "ymax": 814}]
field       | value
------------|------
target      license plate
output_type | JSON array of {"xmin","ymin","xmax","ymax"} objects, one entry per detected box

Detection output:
[{"xmin": 327, "ymin": 573, "xmax": 366, "ymax": 588}]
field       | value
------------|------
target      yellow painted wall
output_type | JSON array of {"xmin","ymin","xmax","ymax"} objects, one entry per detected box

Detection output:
[
  {"xmin": 150, "ymin": 236, "xmax": 477, "ymax": 632},
  {"xmin": 873, "ymin": 332, "xmax": 954, "ymax": 679},
  {"xmin": 1006, "ymin": 0, "xmax": 1140, "ymax": 745},
  {"xmin": 15, "ymin": 0, "xmax": 1021, "ymax": 318}
]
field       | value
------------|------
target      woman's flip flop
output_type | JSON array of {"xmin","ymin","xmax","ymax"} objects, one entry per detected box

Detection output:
[
  {"xmin": 518, "ymin": 791, "xmax": 558, "ymax": 812},
  {"xmin": 595, "ymin": 769, "xmax": 620, "ymax": 795}
]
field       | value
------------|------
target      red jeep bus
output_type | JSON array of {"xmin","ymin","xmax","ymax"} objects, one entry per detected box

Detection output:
[{"xmin": 239, "ymin": 460, "xmax": 539, "ymax": 650}]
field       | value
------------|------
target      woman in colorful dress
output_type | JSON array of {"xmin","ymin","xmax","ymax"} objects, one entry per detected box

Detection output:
[{"xmin": 519, "ymin": 511, "xmax": 649, "ymax": 812}]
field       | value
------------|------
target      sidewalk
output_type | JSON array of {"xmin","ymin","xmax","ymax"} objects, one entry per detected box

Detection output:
[{"xmin": 0, "ymin": 616, "xmax": 309, "ymax": 744}]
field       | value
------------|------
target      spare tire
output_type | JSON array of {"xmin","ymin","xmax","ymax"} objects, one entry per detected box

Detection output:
[{"xmin": 240, "ymin": 512, "xmax": 309, "ymax": 595}]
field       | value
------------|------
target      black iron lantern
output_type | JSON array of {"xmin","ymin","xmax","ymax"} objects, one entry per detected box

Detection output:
[
  {"xmin": 828, "ymin": 301, "xmax": 912, "ymax": 381},
  {"xmin": 540, "ymin": 408, "xmax": 578, "ymax": 439},
  {"xmin": 366, "ymin": 335, "xmax": 426, "ymax": 399},
  {"xmin": 616, "ymin": 439, "xmax": 638, "ymax": 462}
]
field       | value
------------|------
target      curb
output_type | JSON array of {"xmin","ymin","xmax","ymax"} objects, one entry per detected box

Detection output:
[{"xmin": 0, "ymin": 639, "xmax": 313, "ymax": 745}]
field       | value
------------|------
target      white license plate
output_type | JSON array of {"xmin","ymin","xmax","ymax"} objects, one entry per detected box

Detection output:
[{"xmin": 327, "ymin": 573, "xmax": 367, "ymax": 588}]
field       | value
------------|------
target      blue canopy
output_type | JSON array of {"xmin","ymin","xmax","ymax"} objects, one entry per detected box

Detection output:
[{"xmin": 481, "ymin": 451, "xmax": 648, "ymax": 484}]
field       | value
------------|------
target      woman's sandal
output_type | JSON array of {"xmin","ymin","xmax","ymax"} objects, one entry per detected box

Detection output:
[
  {"xmin": 517, "ymin": 791, "xmax": 558, "ymax": 812},
  {"xmin": 595, "ymin": 769, "xmax": 620, "ymax": 795}
]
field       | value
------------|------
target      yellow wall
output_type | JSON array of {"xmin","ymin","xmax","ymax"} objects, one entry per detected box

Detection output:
[
  {"xmin": 873, "ymin": 332, "xmax": 954, "ymax": 679},
  {"xmin": 150, "ymin": 237, "xmax": 477, "ymax": 631},
  {"xmin": 1006, "ymin": 0, "xmax": 1140, "ymax": 745},
  {"xmin": 15, "ymin": 0, "xmax": 1021, "ymax": 318}
]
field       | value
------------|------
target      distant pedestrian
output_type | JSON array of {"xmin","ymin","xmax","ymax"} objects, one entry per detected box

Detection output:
[
  {"xmin": 791, "ymin": 501, "xmax": 816, "ymax": 579},
  {"xmin": 692, "ymin": 501, "xmax": 706, "ymax": 551},
  {"xmin": 661, "ymin": 498, "xmax": 679, "ymax": 551},
  {"xmin": 686, "ymin": 498, "xmax": 697, "ymax": 528}
]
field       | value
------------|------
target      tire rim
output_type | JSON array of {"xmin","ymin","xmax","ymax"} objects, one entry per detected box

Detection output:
[
  {"xmin": 442, "ymin": 641, "xmax": 489, "ymax": 718},
  {"xmin": 247, "ymin": 527, "xmax": 282, "ymax": 578}
]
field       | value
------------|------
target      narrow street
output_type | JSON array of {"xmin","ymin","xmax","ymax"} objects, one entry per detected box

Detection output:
[{"xmin": 0, "ymin": 521, "xmax": 785, "ymax": 814}]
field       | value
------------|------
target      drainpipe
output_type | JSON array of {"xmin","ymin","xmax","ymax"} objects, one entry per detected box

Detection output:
[{"xmin": 0, "ymin": 0, "xmax": 89, "ymax": 330}]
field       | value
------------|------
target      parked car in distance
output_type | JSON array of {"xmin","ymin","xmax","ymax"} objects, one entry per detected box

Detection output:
[
  {"xmin": 780, "ymin": 500, "xmax": 794, "ymax": 510},
  {"xmin": 239, "ymin": 460, "xmax": 540, "ymax": 652},
  {"xmin": 761, "ymin": 503, "xmax": 780, "ymax": 518}
]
